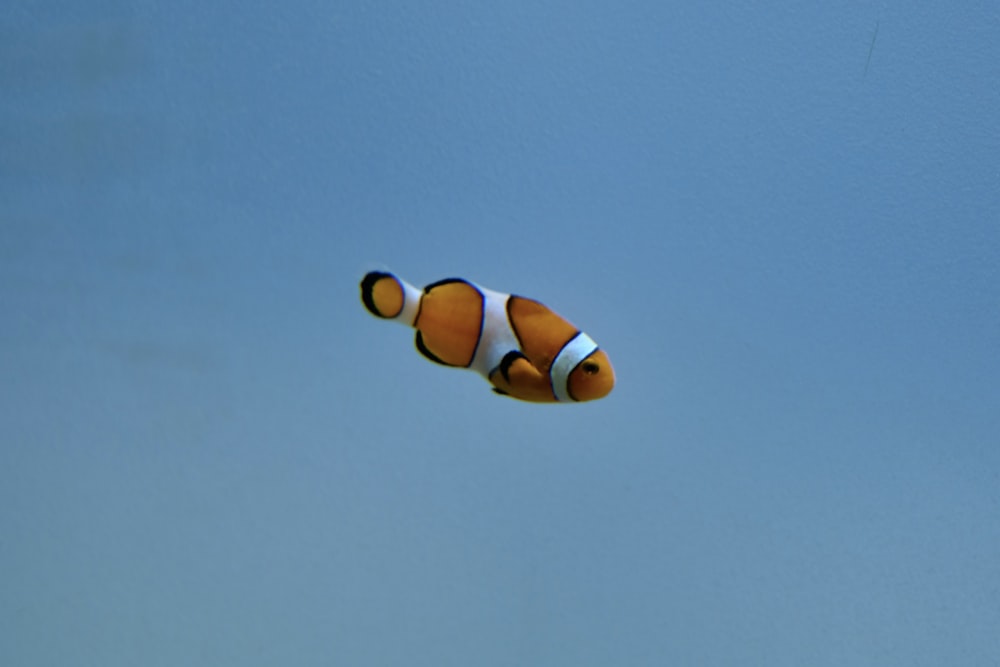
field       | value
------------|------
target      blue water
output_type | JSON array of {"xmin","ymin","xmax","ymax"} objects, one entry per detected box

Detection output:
[{"xmin": 2, "ymin": 2, "xmax": 998, "ymax": 665}]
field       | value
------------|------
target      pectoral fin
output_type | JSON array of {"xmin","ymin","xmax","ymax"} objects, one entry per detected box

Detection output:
[{"xmin": 488, "ymin": 350, "xmax": 557, "ymax": 402}]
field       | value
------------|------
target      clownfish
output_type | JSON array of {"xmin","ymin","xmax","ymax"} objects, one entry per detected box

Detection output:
[{"xmin": 360, "ymin": 270, "xmax": 615, "ymax": 403}]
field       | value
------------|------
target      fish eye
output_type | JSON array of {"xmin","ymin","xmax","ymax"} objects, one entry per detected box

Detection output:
[{"xmin": 581, "ymin": 361, "xmax": 600, "ymax": 375}]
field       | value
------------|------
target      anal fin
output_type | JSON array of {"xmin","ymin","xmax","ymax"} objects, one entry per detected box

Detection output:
[{"xmin": 416, "ymin": 331, "xmax": 458, "ymax": 367}]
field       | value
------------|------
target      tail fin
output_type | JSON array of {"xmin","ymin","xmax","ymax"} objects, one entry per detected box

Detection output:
[{"xmin": 360, "ymin": 271, "xmax": 421, "ymax": 324}]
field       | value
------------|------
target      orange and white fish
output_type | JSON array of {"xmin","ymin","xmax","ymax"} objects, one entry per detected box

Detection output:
[{"xmin": 360, "ymin": 270, "xmax": 615, "ymax": 403}]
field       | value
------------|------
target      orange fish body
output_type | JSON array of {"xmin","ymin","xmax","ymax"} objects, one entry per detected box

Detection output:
[{"xmin": 360, "ymin": 271, "xmax": 615, "ymax": 403}]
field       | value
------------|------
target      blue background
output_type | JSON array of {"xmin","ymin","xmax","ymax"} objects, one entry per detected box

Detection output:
[{"xmin": 2, "ymin": 1, "xmax": 999, "ymax": 664}]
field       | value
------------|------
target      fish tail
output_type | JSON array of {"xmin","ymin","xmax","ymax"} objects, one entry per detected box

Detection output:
[{"xmin": 360, "ymin": 270, "xmax": 421, "ymax": 325}]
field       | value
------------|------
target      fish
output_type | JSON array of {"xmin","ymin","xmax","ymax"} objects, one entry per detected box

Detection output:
[{"xmin": 360, "ymin": 270, "xmax": 615, "ymax": 403}]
